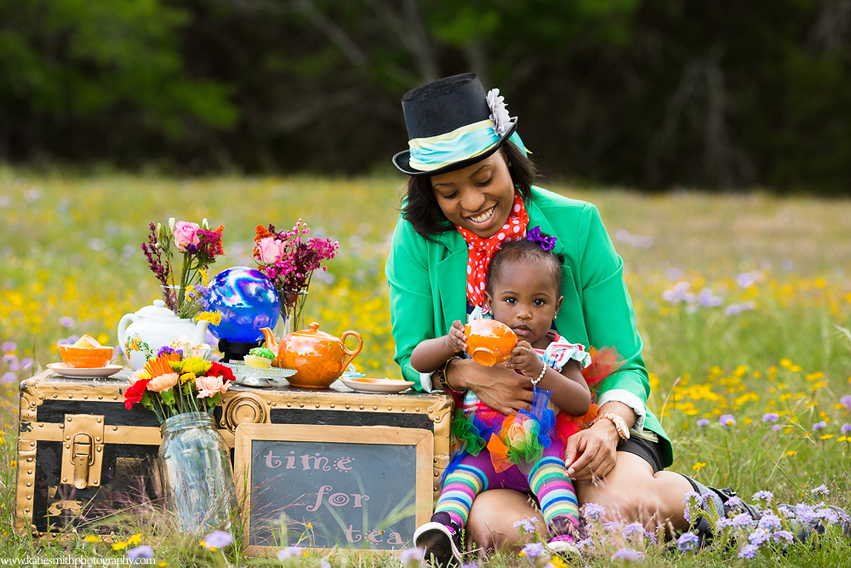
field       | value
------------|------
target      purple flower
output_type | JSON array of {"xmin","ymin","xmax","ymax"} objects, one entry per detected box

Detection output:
[
  {"xmin": 724, "ymin": 301, "xmax": 757, "ymax": 316},
  {"xmin": 772, "ymin": 425, "xmax": 782, "ymax": 431},
  {"xmin": 794, "ymin": 504, "xmax": 817, "ymax": 523},
  {"xmin": 813, "ymin": 421, "xmax": 827, "ymax": 431},
  {"xmin": 719, "ymin": 414, "xmax": 736, "ymax": 428},
  {"xmin": 816, "ymin": 508, "xmax": 839, "ymax": 524},
  {"xmin": 842, "ymin": 423, "xmax": 851, "ymax": 434},
  {"xmin": 697, "ymin": 288, "xmax": 723, "ymax": 307},
  {"xmin": 20, "ymin": 357, "xmax": 32, "ymax": 370},
  {"xmin": 513, "ymin": 517, "xmax": 539, "ymax": 533},
  {"xmin": 725, "ymin": 496, "xmax": 744, "ymax": 510},
  {"xmin": 748, "ymin": 529, "xmax": 770, "ymax": 546},
  {"xmin": 127, "ymin": 545, "xmax": 153, "ymax": 559},
  {"xmin": 461, "ymin": 562, "xmax": 478, "ymax": 568},
  {"xmin": 752, "ymin": 490, "xmax": 773, "ymax": 502},
  {"xmin": 520, "ymin": 542, "xmax": 545, "ymax": 559},
  {"xmin": 611, "ymin": 548, "xmax": 644, "ymax": 562},
  {"xmin": 841, "ymin": 394, "xmax": 851, "ymax": 410},
  {"xmin": 277, "ymin": 547, "xmax": 303, "ymax": 560},
  {"xmin": 204, "ymin": 530, "xmax": 233, "ymax": 549},
  {"xmin": 59, "ymin": 316, "xmax": 74, "ymax": 328},
  {"xmin": 1, "ymin": 372, "xmax": 15, "ymax": 384},
  {"xmin": 758, "ymin": 513, "xmax": 781, "ymax": 530},
  {"xmin": 1, "ymin": 341, "xmax": 16, "ymax": 352},
  {"xmin": 762, "ymin": 413, "xmax": 779, "ymax": 423},
  {"xmin": 738, "ymin": 543, "xmax": 759, "ymax": 559},
  {"xmin": 773, "ymin": 530, "xmax": 794, "ymax": 545},
  {"xmin": 732, "ymin": 512, "xmax": 755, "ymax": 528},
  {"xmin": 583, "ymin": 503, "xmax": 606, "ymax": 522},
  {"xmin": 811, "ymin": 484, "xmax": 829, "ymax": 498},
  {"xmin": 676, "ymin": 531, "xmax": 699, "ymax": 551},
  {"xmin": 715, "ymin": 517, "xmax": 733, "ymax": 532},
  {"xmin": 663, "ymin": 282, "xmax": 691, "ymax": 303},
  {"xmin": 622, "ymin": 522, "xmax": 645, "ymax": 537},
  {"xmin": 697, "ymin": 419, "xmax": 710, "ymax": 427},
  {"xmin": 399, "ymin": 548, "xmax": 424, "ymax": 563}
]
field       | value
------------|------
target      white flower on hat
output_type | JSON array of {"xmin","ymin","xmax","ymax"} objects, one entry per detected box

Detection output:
[{"xmin": 486, "ymin": 88, "xmax": 512, "ymax": 136}]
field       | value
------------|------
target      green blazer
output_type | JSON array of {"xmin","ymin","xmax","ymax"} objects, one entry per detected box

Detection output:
[{"xmin": 385, "ymin": 186, "xmax": 672, "ymax": 466}]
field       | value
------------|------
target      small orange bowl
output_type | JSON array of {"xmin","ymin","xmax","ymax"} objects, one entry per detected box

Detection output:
[
  {"xmin": 464, "ymin": 320, "xmax": 517, "ymax": 366},
  {"xmin": 59, "ymin": 345, "xmax": 115, "ymax": 369}
]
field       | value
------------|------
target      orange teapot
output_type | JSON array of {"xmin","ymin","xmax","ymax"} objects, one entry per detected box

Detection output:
[{"xmin": 260, "ymin": 322, "xmax": 363, "ymax": 388}]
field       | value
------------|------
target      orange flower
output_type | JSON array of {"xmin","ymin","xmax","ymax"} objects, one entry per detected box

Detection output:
[
  {"xmin": 196, "ymin": 375, "xmax": 229, "ymax": 398},
  {"xmin": 147, "ymin": 373, "xmax": 179, "ymax": 392}
]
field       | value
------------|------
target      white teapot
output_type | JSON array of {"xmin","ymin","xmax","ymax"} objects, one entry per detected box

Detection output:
[{"xmin": 117, "ymin": 300, "xmax": 211, "ymax": 370}]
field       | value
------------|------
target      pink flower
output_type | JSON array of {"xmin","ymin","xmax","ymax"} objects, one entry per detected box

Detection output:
[
  {"xmin": 196, "ymin": 375, "xmax": 229, "ymax": 398},
  {"xmin": 147, "ymin": 373, "xmax": 179, "ymax": 392},
  {"xmin": 256, "ymin": 236, "xmax": 287, "ymax": 264},
  {"xmin": 173, "ymin": 221, "xmax": 201, "ymax": 252}
]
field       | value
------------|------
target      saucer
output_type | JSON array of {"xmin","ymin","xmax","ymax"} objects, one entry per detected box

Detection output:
[
  {"xmin": 222, "ymin": 362, "xmax": 297, "ymax": 388},
  {"xmin": 339, "ymin": 377, "xmax": 415, "ymax": 393},
  {"xmin": 47, "ymin": 363, "xmax": 124, "ymax": 378}
]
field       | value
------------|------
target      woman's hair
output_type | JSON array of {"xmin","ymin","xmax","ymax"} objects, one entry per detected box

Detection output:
[
  {"xmin": 401, "ymin": 141, "xmax": 539, "ymax": 237},
  {"xmin": 487, "ymin": 236, "xmax": 565, "ymax": 296}
]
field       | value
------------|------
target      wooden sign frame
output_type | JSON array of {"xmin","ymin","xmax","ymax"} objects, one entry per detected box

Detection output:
[{"xmin": 234, "ymin": 423, "xmax": 434, "ymax": 555}]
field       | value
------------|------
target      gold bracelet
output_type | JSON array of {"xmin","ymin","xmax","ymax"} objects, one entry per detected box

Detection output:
[
  {"xmin": 591, "ymin": 412, "xmax": 631, "ymax": 442},
  {"xmin": 436, "ymin": 355, "xmax": 464, "ymax": 394}
]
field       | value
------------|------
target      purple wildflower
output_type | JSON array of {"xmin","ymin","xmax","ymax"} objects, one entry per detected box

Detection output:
[
  {"xmin": 816, "ymin": 508, "xmax": 839, "ymax": 524},
  {"xmin": 813, "ymin": 421, "xmax": 827, "ymax": 431},
  {"xmin": 611, "ymin": 548, "xmax": 644, "ymax": 562},
  {"xmin": 1, "ymin": 372, "xmax": 15, "ymax": 383},
  {"xmin": 842, "ymin": 423, "xmax": 851, "ymax": 434},
  {"xmin": 277, "ymin": 547, "xmax": 303, "ymax": 560},
  {"xmin": 762, "ymin": 413, "xmax": 779, "ymax": 423},
  {"xmin": 59, "ymin": 316, "xmax": 74, "ymax": 328},
  {"xmin": 715, "ymin": 517, "xmax": 733, "ymax": 532},
  {"xmin": 725, "ymin": 496, "xmax": 744, "ymax": 510},
  {"xmin": 748, "ymin": 529, "xmax": 770, "ymax": 546},
  {"xmin": 719, "ymin": 414, "xmax": 736, "ymax": 428},
  {"xmin": 399, "ymin": 548, "xmax": 424, "ymax": 563},
  {"xmin": 697, "ymin": 419, "xmax": 710, "ymax": 427},
  {"xmin": 794, "ymin": 504, "xmax": 817, "ymax": 523},
  {"xmin": 772, "ymin": 424, "xmax": 782, "ymax": 431},
  {"xmin": 575, "ymin": 538, "xmax": 594, "ymax": 551},
  {"xmin": 811, "ymin": 484, "xmax": 829, "ymax": 498},
  {"xmin": 841, "ymin": 394, "xmax": 851, "ymax": 411},
  {"xmin": 204, "ymin": 530, "xmax": 233, "ymax": 549},
  {"xmin": 1, "ymin": 341, "xmax": 15, "ymax": 352},
  {"xmin": 127, "ymin": 545, "xmax": 154, "ymax": 560},
  {"xmin": 738, "ymin": 543, "xmax": 759, "ymax": 559},
  {"xmin": 758, "ymin": 513, "xmax": 781, "ymax": 530},
  {"xmin": 461, "ymin": 562, "xmax": 478, "ymax": 568},
  {"xmin": 732, "ymin": 513, "xmax": 755, "ymax": 528},
  {"xmin": 623, "ymin": 522, "xmax": 645, "ymax": 538},
  {"xmin": 676, "ymin": 531, "xmax": 699, "ymax": 551},
  {"xmin": 662, "ymin": 281, "xmax": 691, "ymax": 303},
  {"xmin": 773, "ymin": 530, "xmax": 794, "ymax": 545},
  {"xmin": 520, "ymin": 542, "xmax": 545, "ymax": 559},
  {"xmin": 725, "ymin": 301, "xmax": 757, "ymax": 316},
  {"xmin": 583, "ymin": 503, "xmax": 606, "ymax": 522},
  {"xmin": 20, "ymin": 357, "xmax": 32, "ymax": 369},
  {"xmin": 697, "ymin": 288, "xmax": 723, "ymax": 307},
  {"xmin": 513, "ymin": 517, "xmax": 539, "ymax": 533},
  {"xmin": 156, "ymin": 346, "xmax": 181, "ymax": 358},
  {"xmin": 752, "ymin": 490, "xmax": 773, "ymax": 502}
]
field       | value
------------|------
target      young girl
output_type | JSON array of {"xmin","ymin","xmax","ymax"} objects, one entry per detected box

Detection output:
[{"xmin": 410, "ymin": 229, "xmax": 596, "ymax": 565}]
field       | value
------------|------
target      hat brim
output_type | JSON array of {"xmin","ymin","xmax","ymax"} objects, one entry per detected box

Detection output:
[{"xmin": 392, "ymin": 119, "xmax": 518, "ymax": 177}]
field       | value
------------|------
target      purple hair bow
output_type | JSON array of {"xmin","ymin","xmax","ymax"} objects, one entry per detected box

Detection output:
[{"xmin": 526, "ymin": 226, "xmax": 557, "ymax": 251}]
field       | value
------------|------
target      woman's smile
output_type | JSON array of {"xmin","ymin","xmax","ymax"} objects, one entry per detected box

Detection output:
[{"xmin": 468, "ymin": 205, "xmax": 496, "ymax": 225}]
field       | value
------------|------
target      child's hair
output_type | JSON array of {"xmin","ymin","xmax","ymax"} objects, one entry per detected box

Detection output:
[{"xmin": 487, "ymin": 234, "xmax": 565, "ymax": 296}]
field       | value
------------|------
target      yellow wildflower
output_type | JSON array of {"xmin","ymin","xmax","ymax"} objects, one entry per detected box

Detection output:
[
  {"xmin": 180, "ymin": 372, "xmax": 197, "ymax": 384},
  {"xmin": 112, "ymin": 542, "xmax": 127, "ymax": 550},
  {"xmin": 692, "ymin": 462, "xmax": 707, "ymax": 472},
  {"xmin": 128, "ymin": 533, "xmax": 142, "ymax": 545},
  {"xmin": 820, "ymin": 434, "xmax": 835, "ymax": 440},
  {"xmin": 786, "ymin": 450, "xmax": 798, "ymax": 457},
  {"xmin": 84, "ymin": 535, "xmax": 101, "ymax": 543},
  {"xmin": 9, "ymin": 461, "xmax": 16, "ymax": 468},
  {"xmin": 197, "ymin": 311, "xmax": 222, "ymax": 326}
]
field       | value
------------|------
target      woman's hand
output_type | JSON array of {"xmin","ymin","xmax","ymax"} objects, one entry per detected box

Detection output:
[
  {"xmin": 447, "ymin": 358, "xmax": 534, "ymax": 415},
  {"xmin": 564, "ymin": 419, "xmax": 620, "ymax": 481}
]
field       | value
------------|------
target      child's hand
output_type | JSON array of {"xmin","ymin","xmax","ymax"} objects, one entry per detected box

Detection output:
[
  {"xmin": 443, "ymin": 320, "xmax": 468, "ymax": 354},
  {"xmin": 504, "ymin": 341, "xmax": 545, "ymax": 378}
]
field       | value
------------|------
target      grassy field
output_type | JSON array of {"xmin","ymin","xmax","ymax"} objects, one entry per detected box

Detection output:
[{"xmin": 1, "ymin": 169, "xmax": 850, "ymax": 566}]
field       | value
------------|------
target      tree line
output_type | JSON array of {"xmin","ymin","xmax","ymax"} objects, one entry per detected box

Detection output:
[{"xmin": 2, "ymin": 0, "xmax": 850, "ymax": 193}]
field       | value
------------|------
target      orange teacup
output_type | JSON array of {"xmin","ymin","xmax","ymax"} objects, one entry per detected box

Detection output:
[
  {"xmin": 463, "ymin": 320, "xmax": 517, "ymax": 366},
  {"xmin": 59, "ymin": 345, "xmax": 115, "ymax": 368}
]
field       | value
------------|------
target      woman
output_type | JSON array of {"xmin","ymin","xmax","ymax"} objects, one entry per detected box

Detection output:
[{"xmin": 384, "ymin": 73, "xmax": 749, "ymax": 555}]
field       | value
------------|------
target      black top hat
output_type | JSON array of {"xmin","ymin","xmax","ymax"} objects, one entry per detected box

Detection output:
[{"xmin": 392, "ymin": 73, "xmax": 518, "ymax": 176}]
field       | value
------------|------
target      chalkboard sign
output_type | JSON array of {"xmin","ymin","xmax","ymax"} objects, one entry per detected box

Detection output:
[{"xmin": 234, "ymin": 423, "xmax": 434, "ymax": 553}]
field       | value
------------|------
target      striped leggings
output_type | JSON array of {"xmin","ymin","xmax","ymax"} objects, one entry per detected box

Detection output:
[{"xmin": 435, "ymin": 438, "xmax": 579, "ymax": 532}]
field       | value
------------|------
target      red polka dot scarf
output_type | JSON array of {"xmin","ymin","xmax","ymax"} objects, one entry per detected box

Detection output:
[{"xmin": 456, "ymin": 190, "xmax": 529, "ymax": 309}]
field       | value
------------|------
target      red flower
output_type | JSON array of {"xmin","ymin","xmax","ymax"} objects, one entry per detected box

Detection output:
[
  {"xmin": 207, "ymin": 362, "xmax": 235, "ymax": 383},
  {"xmin": 124, "ymin": 378, "xmax": 152, "ymax": 410}
]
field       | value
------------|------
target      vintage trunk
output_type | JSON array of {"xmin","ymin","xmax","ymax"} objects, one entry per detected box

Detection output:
[{"xmin": 15, "ymin": 369, "xmax": 452, "ymax": 536}]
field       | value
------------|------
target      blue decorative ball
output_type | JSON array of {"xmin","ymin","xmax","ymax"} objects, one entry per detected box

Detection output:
[{"xmin": 208, "ymin": 267, "xmax": 280, "ymax": 343}]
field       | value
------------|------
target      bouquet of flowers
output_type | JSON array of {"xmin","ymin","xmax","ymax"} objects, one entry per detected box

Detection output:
[
  {"xmin": 253, "ymin": 219, "xmax": 339, "ymax": 331},
  {"xmin": 123, "ymin": 347, "xmax": 235, "ymax": 422},
  {"xmin": 140, "ymin": 218, "xmax": 225, "ymax": 318}
]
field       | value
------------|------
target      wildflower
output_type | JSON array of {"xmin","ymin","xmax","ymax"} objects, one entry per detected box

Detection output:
[
  {"xmin": 692, "ymin": 462, "xmax": 706, "ymax": 472},
  {"xmin": 762, "ymin": 413, "xmax": 779, "ymax": 423},
  {"xmin": 816, "ymin": 508, "xmax": 839, "ymax": 524},
  {"xmin": 520, "ymin": 542, "xmax": 545, "ymax": 559},
  {"xmin": 1, "ymin": 341, "xmax": 15, "ymax": 351},
  {"xmin": 725, "ymin": 496, "xmax": 744, "ymax": 510},
  {"xmin": 399, "ymin": 548, "xmax": 424, "ymax": 563},
  {"xmin": 59, "ymin": 316, "xmax": 74, "ymax": 328},
  {"xmin": 676, "ymin": 531, "xmax": 699, "ymax": 551},
  {"xmin": 811, "ymin": 484, "xmax": 829, "ymax": 498},
  {"xmin": 719, "ymin": 414, "xmax": 736, "ymax": 428},
  {"xmin": 842, "ymin": 423, "xmax": 851, "ymax": 434},
  {"xmin": 513, "ymin": 517, "xmax": 539, "ymax": 533},
  {"xmin": 203, "ymin": 530, "xmax": 233, "ymax": 550},
  {"xmin": 715, "ymin": 517, "xmax": 732, "ymax": 532},
  {"xmin": 732, "ymin": 513, "xmax": 755, "ymax": 528},
  {"xmin": 84, "ymin": 535, "xmax": 101, "ymax": 543},
  {"xmin": 546, "ymin": 558, "xmax": 568, "ymax": 568},
  {"xmin": 9, "ymin": 461, "xmax": 15, "ymax": 468},
  {"xmin": 794, "ymin": 504, "xmax": 817, "ymax": 523},
  {"xmin": 1, "ymin": 373, "xmax": 15, "ymax": 384},
  {"xmin": 277, "ymin": 547, "xmax": 304, "ymax": 560},
  {"xmin": 748, "ymin": 529, "xmax": 770, "ymax": 546},
  {"xmin": 752, "ymin": 490, "xmax": 773, "ymax": 503},
  {"xmin": 611, "ymin": 548, "xmax": 644, "ymax": 562},
  {"xmin": 623, "ymin": 522, "xmax": 645, "ymax": 538},
  {"xmin": 461, "ymin": 562, "xmax": 478, "ymax": 568},
  {"xmin": 696, "ymin": 418, "xmax": 710, "ymax": 427},
  {"xmin": 127, "ymin": 533, "xmax": 142, "ymax": 545},
  {"xmin": 812, "ymin": 421, "xmax": 827, "ymax": 431},
  {"xmin": 738, "ymin": 543, "xmax": 759, "ymax": 559},
  {"xmin": 321, "ymin": 562, "xmax": 331, "ymax": 568},
  {"xmin": 758, "ymin": 513, "xmax": 781, "ymax": 530},
  {"xmin": 582, "ymin": 503, "xmax": 606, "ymax": 522},
  {"xmin": 841, "ymin": 394, "xmax": 851, "ymax": 410},
  {"xmin": 112, "ymin": 542, "xmax": 127, "ymax": 551},
  {"xmin": 773, "ymin": 530, "xmax": 794, "ymax": 545},
  {"xmin": 127, "ymin": 546, "xmax": 154, "ymax": 560}
]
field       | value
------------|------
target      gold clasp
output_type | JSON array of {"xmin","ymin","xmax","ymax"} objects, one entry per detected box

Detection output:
[{"xmin": 60, "ymin": 415, "xmax": 104, "ymax": 489}]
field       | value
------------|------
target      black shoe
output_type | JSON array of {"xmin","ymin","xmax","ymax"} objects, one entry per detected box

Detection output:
[{"xmin": 413, "ymin": 512, "xmax": 464, "ymax": 568}]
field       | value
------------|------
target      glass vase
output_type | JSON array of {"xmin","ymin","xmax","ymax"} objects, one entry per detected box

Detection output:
[
  {"xmin": 158, "ymin": 412, "xmax": 237, "ymax": 534},
  {"xmin": 277, "ymin": 288, "xmax": 309, "ymax": 337},
  {"xmin": 160, "ymin": 284, "xmax": 183, "ymax": 315}
]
